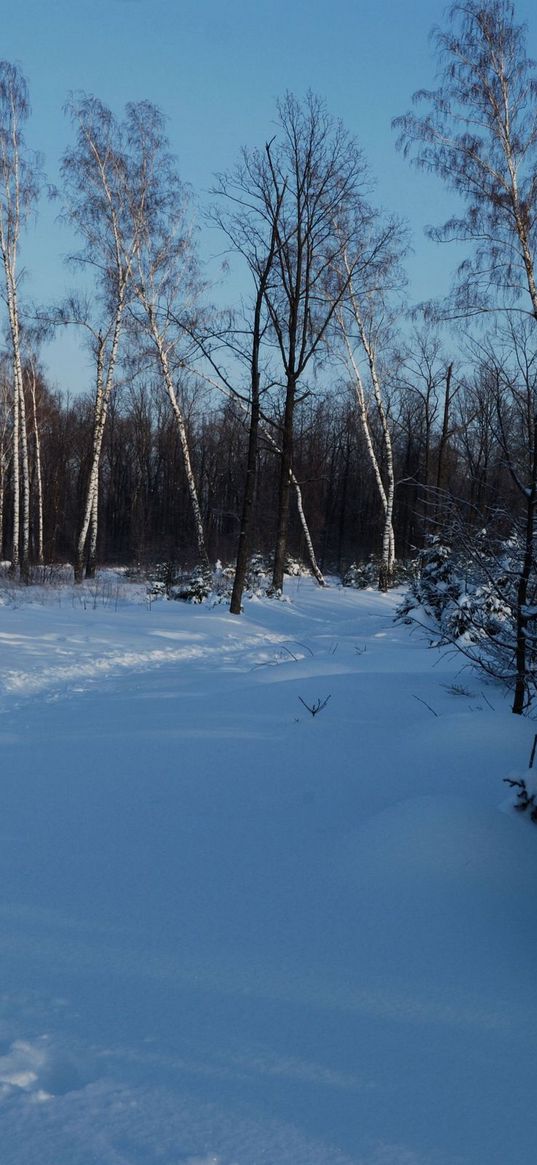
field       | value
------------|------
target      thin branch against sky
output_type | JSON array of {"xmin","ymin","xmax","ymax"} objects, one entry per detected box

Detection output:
[{"xmin": 4, "ymin": 0, "xmax": 537, "ymax": 392}]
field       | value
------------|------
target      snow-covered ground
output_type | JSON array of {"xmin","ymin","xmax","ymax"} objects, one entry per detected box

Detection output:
[{"xmin": 0, "ymin": 573, "xmax": 535, "ymax": 1165}]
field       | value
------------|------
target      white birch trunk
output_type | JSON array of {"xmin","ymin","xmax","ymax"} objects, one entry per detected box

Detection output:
[
  {"xmin": 364, "ymin": 347, "xmax": 395, "ymax": 587},
  {"xmin": 70, "ymin": 103, "xmax": 142, "ymax": 584},
  {"xmin": 18, "ymin": 355, "xmax": 30, "ymax": 576},
  {"xmin": 339, "ymin": 312, "xmax": 395, "ymax": 586},
  {"xmin": 290, "ymin": 470, "xmax": 326, "ymax": 585},
  {"xmin": 87, "ymin": 486, "xmax": 99, "ymax": 579},
  {"xmin": 10, "ymin": 360, "xmax": 20, "ymax": 570},
  {"xmin": 0, "ymin": 66, "xmax": 40, "ymax": 579},
  {"xmin": 3, "ymin": 265, "xmax": 29, "ymax": 575},
  {"xmin": 143, "ymin": 299, "xmax": 210, "ymax": 575},
  {"xmin": 75, "ymin": 306, "xmax": 124, "ymax": 582},
  {"xmin": 340, "ymin": 256, "xmax": 396, "ymax": 589}
]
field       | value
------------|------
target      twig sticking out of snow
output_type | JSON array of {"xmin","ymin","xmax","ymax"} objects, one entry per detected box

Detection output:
[
  {"xmin": 504, "ymin": 776, "xmax": 537, "ymax": 822},
  {"xmin": 412, "ymin": 694, "xmax": 439, "ymax": 717},
  {"xmin": 298, "ymin": 695, "xmax": 332, "ymax": 717}
]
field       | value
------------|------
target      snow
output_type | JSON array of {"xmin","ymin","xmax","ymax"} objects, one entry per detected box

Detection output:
[{"xmin": 0, "ymin": 573, "xmax": 535, "ymax": 1164}]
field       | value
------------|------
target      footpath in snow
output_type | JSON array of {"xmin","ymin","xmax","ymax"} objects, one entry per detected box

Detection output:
[{"xmin": 0, "ymin": 573, "xmax": 535, "ymax": 1165}]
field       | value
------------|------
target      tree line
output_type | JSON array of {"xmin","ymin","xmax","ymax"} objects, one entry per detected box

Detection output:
[
  {"xmin": 2, "ymin": 1, "xmax": 537, "ymax": 710},
  {"xmin": 1, "ymin": 333, "xmax": 517, "ymax": 569}
]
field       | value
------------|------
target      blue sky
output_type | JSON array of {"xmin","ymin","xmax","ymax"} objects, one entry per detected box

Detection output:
[{"xmin": 4, "ymin": 0, "xmax": 537, "ymax": 393}]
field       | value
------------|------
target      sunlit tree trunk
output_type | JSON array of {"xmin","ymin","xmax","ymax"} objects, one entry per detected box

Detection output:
[
  {"xmin": 75, "ymin": 316, "xmax": 124, "ymax": 582},
  {"xmin": 0, "ymin": 65, "xmax": 40, "ymax": 579},
  {"xmin": 143, "ymin": 299, "xmax": 210, "ymax": 576}
]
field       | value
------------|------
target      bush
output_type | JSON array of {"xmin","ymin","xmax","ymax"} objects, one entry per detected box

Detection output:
[
  {"xmin": 398, "ymin": 531, "xmax": 537, "ymax": 703},
  {"xmin": 343, "ymin": 555, "xmax": 419, "ymax": 591}
]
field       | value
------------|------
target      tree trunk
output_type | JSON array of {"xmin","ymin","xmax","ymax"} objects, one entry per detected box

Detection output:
[
  {"xmin": 513, "ymin": 412, "xmax": 537, "ymax": 714},
  {"xmin": 4, "ymin": 271, "xmax": 23, "ymax": 574},
  {"xmin": 230, "ymin": 374, "xmax": 260, "ymax": 614},
  {"xmin": 75, "ymin": 308, "xmax": 124, "ymax": 584},
  {"xmin": 290, "ymin": 470, "xmax": 325, "ymax": 586},
  {"xmin": 271, "ymin": 376, "xmax": 295, "ymax": 593},
  {"xmin": 29, "ymin": 364, "xmax": 44, "ymax": 566},
  {"xmin": 339, "ymin": 304, "xmax": 395, "ymax": 589},
  {"xmin": 147, "ymin": 309, "xmax": 210, "ymax": 577},
  {"xmin": 18, "ymin": 370, "xmax": 30, "ymax": 582},
  {"xmin": 434, "ymin": 363, "xmax": 454, "ymax": 525},
  {"xmin": 86, "ymin": 486, "xmax": 99, "ymax": 580},
  {"xmin": 10, "ymin": 371, "xmax": 20, "ymax": 573}
]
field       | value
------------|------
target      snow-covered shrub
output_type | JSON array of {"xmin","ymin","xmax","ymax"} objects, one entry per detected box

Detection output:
[
  {"xmin": 397, "ymin": 536, "xmax": 500, "ymax": 638},
  {"xmin": 399, "ymin": 531, "xmax": 537, "ymax": 705},
  {"xmin": 169, "ymin": 567, "xmax": 213, "ymax": 603},
  {"xmin": 284, "ymin": 556, "xmax": 311, "ymax": 577},
  {"xmin": 146, "ymin": 556, "xmax": 274, "ymax": 605},
  {"xmin": 145, "ymin": 561, "xmax": 212, "ymax": 603},
  {"xmin": 146, "ymin": 560, "xmax": 179, "ymax": 596},
  {"xmin": 144, "ymin": 553, "xmax": 328, "ymax": 605},
  {"xmin": 342, "ymin": 558, "xmax": 380, "ymax": 589},
  {"xmin": 397, "ymin": 539, "xmax": 464, "ymax": 620},
  {"xmin": 245, "ymin": 553, "xmax": 272, "ymax": 588},
  {"xmin": 343, "ymin": 555, "xmax": 419, "ymax": 590}
]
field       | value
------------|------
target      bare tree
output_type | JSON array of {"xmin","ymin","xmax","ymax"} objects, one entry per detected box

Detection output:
[
  {"xmin": 216, "ymin": 93, "xmax": 374, "ymax": 594},
  {"xmin": 0, "ymin": 62, "xmax": 41, "ymax": 578},
  {"xmin": 208, "ymin": 153, "xmax": 285, "ymax": 612},
  {"xmin": 210, "ymin": 143, "xmax": 326, "ymax": 612}
]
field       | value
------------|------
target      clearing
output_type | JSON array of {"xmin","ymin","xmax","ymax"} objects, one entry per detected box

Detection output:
[{"xmin": 0, "ymin": 574, "xmax": 535, "ymax": 1165}]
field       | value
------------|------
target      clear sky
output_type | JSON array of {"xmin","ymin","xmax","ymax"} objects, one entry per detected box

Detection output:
[{"xmin": 4, "ymin": 0, "xmax": 537, "ymax": 395}]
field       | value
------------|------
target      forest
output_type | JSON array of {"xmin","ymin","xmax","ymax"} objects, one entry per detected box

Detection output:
[{"xmin": 1, "ymin": 0, "xmax": 537, "ymax": 710}]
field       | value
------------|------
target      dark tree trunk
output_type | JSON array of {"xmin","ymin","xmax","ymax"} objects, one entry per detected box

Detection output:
[
  {"xmin": 271, "ymin": 376, "xmax": 295, "ymax": 593},
  {"xmin": 513, "ymin": 413, "xmax": 537, "ymax": 715},
  {"xmin": 230, "ymin": 372, "xmax": 260, "ymax": 614},
  {"xmin": 434, "ymin": 363, "xmax": 454, "ymax": 525}
]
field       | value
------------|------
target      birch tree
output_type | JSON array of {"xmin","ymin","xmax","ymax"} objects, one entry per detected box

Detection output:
[
  {"xmin": 61, "ymin": 96, "xmax": 139, "ymax": 582},
  {"xmin": 0, "ymin": 358, "xmax": 12, "ymax": 556},
  {"xmin": 125, "ymin": 102, "xmax": 210, "ymax": 580},
  {"xmin": 338, "ymin": 308, "xmax": 396, "ymax": 589},
  {"xmin": 0, "ymin": 62, "xmax": 41, "ymax": 578},
  {"xmin": 334, "ymin": 213, "xmax": 407, "ymax": 589},
  {"xmin": 395, "ymin": 0, "xmax": 537, "ymax": 711},
  {"xmin": 394, "ymin": 0, "xmax": 537, "ymax": 322}
]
